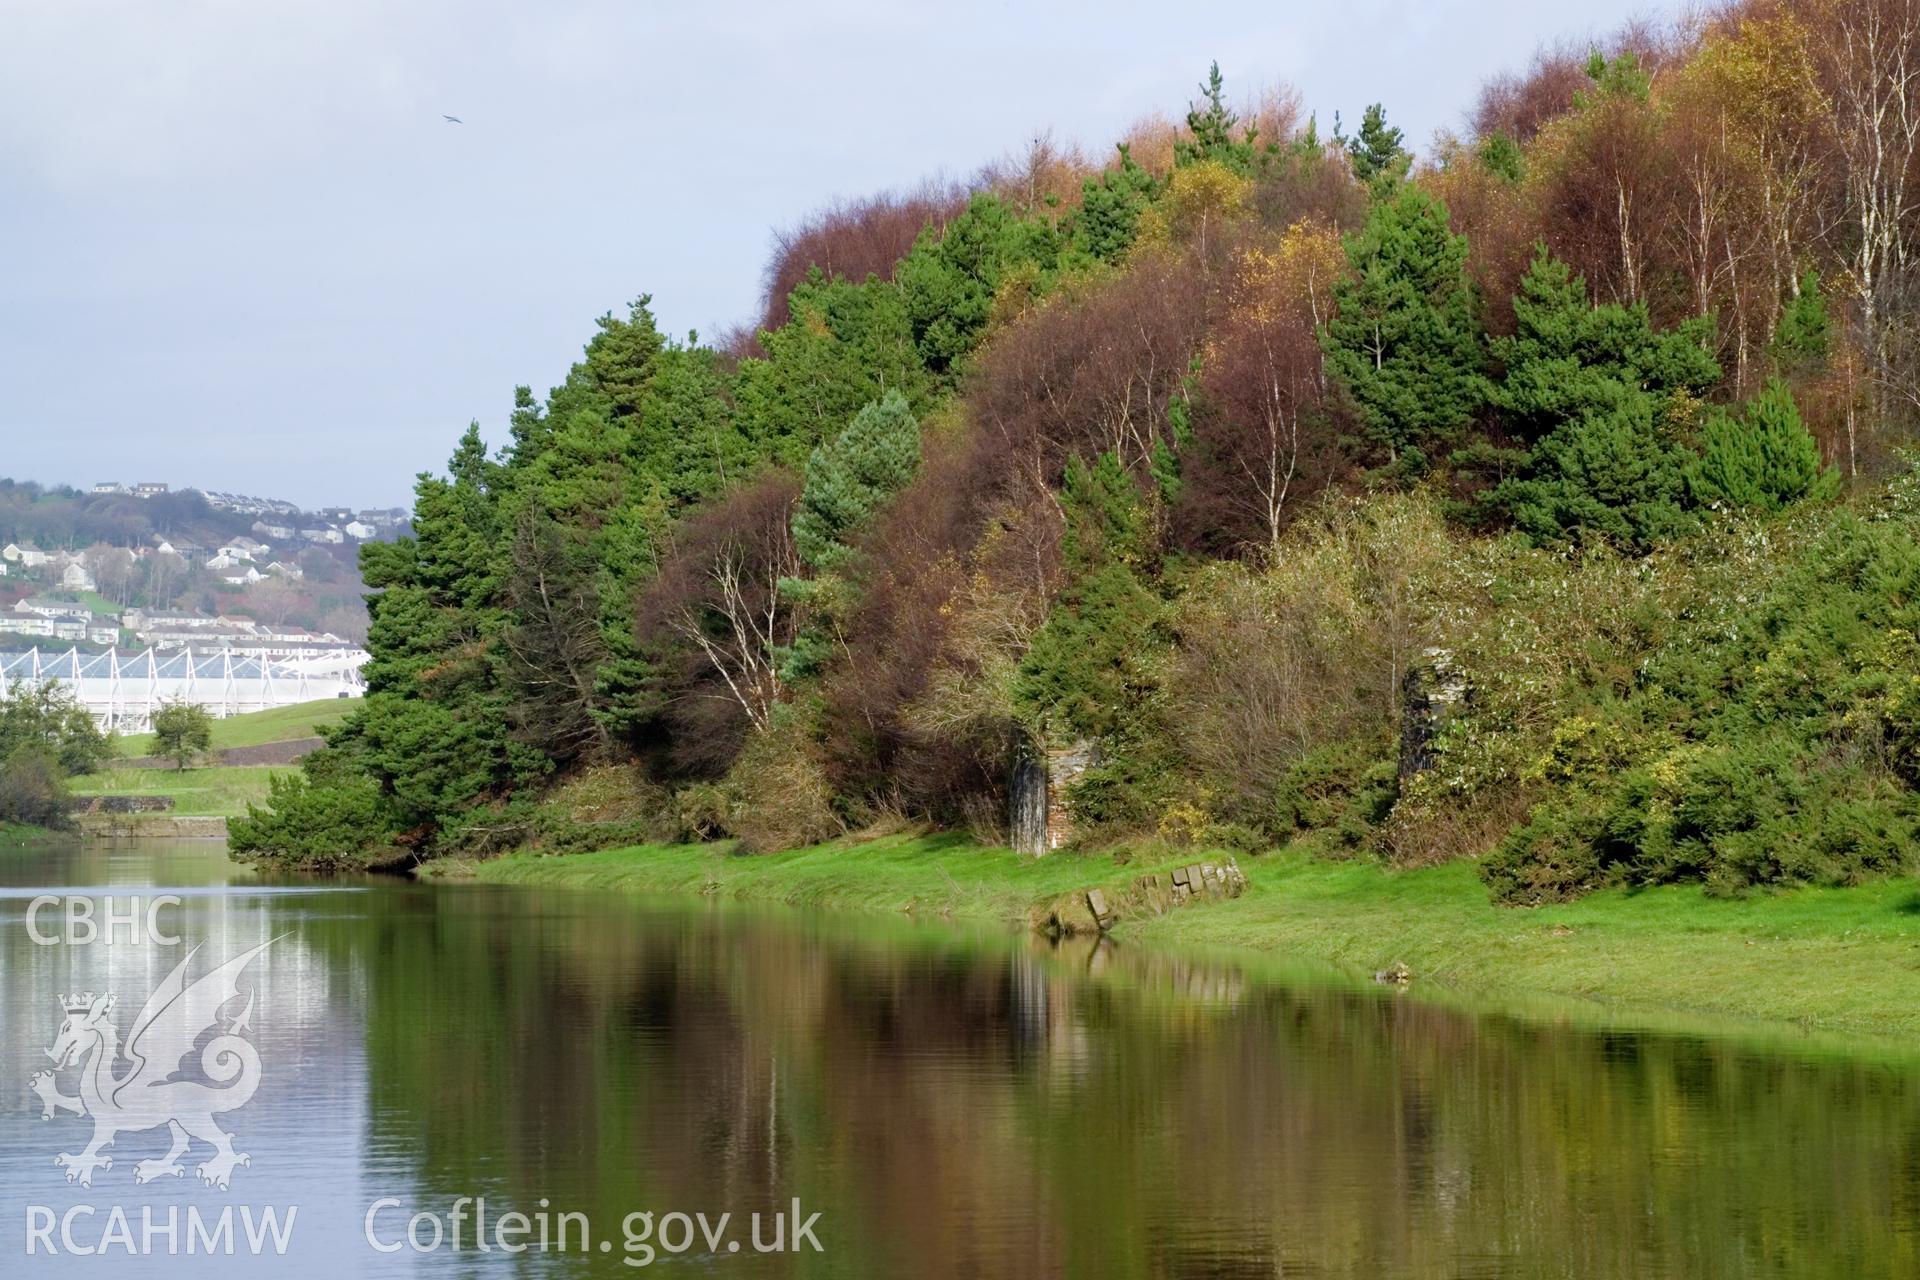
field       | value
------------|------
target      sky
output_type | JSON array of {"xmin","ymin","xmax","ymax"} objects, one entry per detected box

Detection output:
[{"xmin": 0, "ymin": 0, "xmax": 1675, "ymax": 509}]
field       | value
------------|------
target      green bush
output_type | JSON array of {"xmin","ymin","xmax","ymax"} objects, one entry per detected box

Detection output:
[
  {"xmin": 1272, "ymin": 738, "xmax": 1399, "ymax": 851},
  {"xmin": 0, "ymin": 745, "xmax": 72, "ymax": 829},
  {"xmin": 228, "ymin": 765, "xmax": 398, "ymax": 873}
]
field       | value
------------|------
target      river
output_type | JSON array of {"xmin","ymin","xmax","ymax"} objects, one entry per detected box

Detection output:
[{"xmin": 2, "ymin": 837, "xmax": 1919, "ymax": 1277}]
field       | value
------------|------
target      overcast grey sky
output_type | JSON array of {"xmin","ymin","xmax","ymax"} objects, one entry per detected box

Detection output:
[{"xmin": 0, "ymin": 0, "xmax": 1670, "ymax": 508}]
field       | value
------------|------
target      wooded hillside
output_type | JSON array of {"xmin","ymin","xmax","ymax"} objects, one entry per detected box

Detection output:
[{"xmin": 234, "ymin": 1, "xmax": 1920, "ymax": 901}]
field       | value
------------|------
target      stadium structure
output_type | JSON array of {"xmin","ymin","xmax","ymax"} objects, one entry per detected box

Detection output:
[{"xmin": 0, "ymin": 646, "xmax": 366, "ymax": 732}]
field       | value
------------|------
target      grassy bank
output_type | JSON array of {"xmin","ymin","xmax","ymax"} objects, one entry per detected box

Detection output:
[
  {"xmin": 113, "ymin": 698, "xmax": 359, "ymax": 757},
  {"xmin": 454, "ymin": 833, "xmax": 1149, "ymax": 920},
  {"xmin": 460, "ymin": 836, "xmax": 1920, "ymax": 1040},
  {"xmin": 67, "ymin": 765, "xmax": 289, "ymax": 817}
]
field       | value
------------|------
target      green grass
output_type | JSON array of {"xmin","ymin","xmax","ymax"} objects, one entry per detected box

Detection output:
[
  {"xmin": 462, "ymin": 837, "xmax": 1920, "ymax": 1041},
  {"xmin": 68, "ymin": 765, "xmax": 291, "ymax": 816},
  {"xmin": 1122, "ymin": 855, "xmax": 1920, "ymax": 1040},
  {"xmin": 115, "ymin": 698, "xmax": 360, "ymax": 757},
  {"xmin": 459, "ymin": 832, "xmax": 1164, "ymax": 921}
]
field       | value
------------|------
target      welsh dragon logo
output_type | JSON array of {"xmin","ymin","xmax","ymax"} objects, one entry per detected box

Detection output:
[{"xmin": 29, "ymin": 938, "xmax": 277, "ymax": 1190}]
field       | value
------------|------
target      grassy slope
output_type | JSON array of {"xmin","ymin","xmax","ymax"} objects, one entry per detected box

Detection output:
[
  {"xmin": 115, "ymin": 698, "xmax": 360, "ymax": 756},
  {"xmin": 67, "ymin": 765, "xmax": 290, "ymax": 816},
  {"xmin": 464, "ymin": 837, "xmax": 1920, "ymax": 1040}
]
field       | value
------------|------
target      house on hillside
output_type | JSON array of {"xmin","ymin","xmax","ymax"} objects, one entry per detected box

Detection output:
[
  {"xmin": 137, "ymin": 609, "xmax": 217, "ymax": 630},
  {"xmin": 252, "ymin": 521, "xmax": 296, "ymax": 541},
  {"xmin": 91, "ymin": 481, "xmax": 128, "ymax": 495},
  {"xmin": 133, "ymin": 482, "xmax": 168, "ymax": 497},
  {"xmin": 61, "ymin": 561, "xmax": 95, "ymax": 592},
  {"xmin": 0, "ymin": 612, "xmax": 87, "ymax": 642},
  {"xmin": 2, "ymin": 543, "xmax": 49, "ymax": 568},
  {"xmin": 265, "ymin": 560, "xmax": 304, "ymax": 580},
  {"xmin": 298, "ymin": 526, "xmax": 345, "ymax": 545},
  {"xmin": 221, "ymin": 566, "xmax": 264, "ymax": 586},
  {"xmin": 219, "ymin": 537, "xmax": 269, "ymax": 561},
  {"xmin": 344, "ymin": 520, "xmax": 377, "ymax": 540}
]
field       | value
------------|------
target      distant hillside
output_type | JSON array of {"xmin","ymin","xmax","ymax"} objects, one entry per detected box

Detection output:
[
  {"xmin": 0, "ymin": 478, "xmax": 405, "ymax": 554},
  {"xmin": 0, "ymin": 478, "xmax": 403, "ymax": 644}
]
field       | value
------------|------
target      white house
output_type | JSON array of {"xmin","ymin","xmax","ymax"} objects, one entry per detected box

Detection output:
[
  {"xmin": 91, "ymin": 481, "xmax": 128, "ymax": 495},
  {"xmin": 61, "ymin": 561, "xmax": 96, "ymax": 591},
  {"xmin": 265, "ymin": 560, "xmax": 304, "ymax": 580},
  {"xmin": 0, "ymin": 613, "xmax": 87, "ymax": 642},
  {"xmin": 206, "ymin": 551, "xmax": 241, "ymax": 570},
  {"xmin": 16, "ymin": 597, "xmax": 78, "ymax": 619},
  {"xmin": 298, "ymin": 527, "xmax": 345, "ymax": 545},
  {"xmin": 3, "ymin": 543, "xmax": 50, "ymax": 568},
  {"xmin": 344, "ymin": 520, "xmax": 377, "ymax": 540},
  {"xmin": 218, "ymin": 538, "xmax": 268, "ymax": 561},
  {"xmin": 221, "ymin": 566, "xmax": 264, "ymax": 586}
]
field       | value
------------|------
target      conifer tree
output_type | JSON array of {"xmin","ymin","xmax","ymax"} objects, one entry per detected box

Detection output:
[
  {"xmin": 1013, "ymin": 452, "xmax": 1164, "ymax": 741},
  {"xmin": 1342, "ymin": 103, "xmax": 1409, "ymax": 185},
  {"xmin": 792, "ymin": 391, "xmax": 922, "ymax": 572},
  {"xmin": 1493, "ymin": 247, "xmax": 1719, "ymax": 443},
  {"xmin": 1176, "ymin": 63, "xmax": 1258, "ymax": 174},
  {"xmin": 1321, "ymin": 187, "xmax": 1487, "ymax": 478},
  {"xmin": 1691, "ymin": 379, "xmax": 1838, "ymax": 511},
  {"xmin": 1771, "ymin": 272, "xmax": 1832, "ymax": 376},
  {"xmin": 1484, "ymin": 249, "xmax": 1720, "ymax": 549},
  {"xmin": 1075, "ymin": 144, "xmax": 1159, "ymax": 263}
]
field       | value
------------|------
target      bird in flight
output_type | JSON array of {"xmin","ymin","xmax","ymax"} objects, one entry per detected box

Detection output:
[{"xmin": 442, "ymin": 114, "xmax": 463, "ymax": 124}]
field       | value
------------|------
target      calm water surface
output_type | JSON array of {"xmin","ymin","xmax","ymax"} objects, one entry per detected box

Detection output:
[{"xmin": 3, "ymin": 838, "xmax": 1920, "ymax": 1277}]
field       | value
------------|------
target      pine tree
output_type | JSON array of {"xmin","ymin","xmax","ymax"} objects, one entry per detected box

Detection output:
[
  {"xmin": 1176, "ymin": 62, "xmax": 1258, "ymax": 173},
  {"xmin": 898, "ymin": 193, "xmax": 1062, "ymax": 373},
  {"xmin": 1013, "ymin": 452, "xmax": 1165, "ymax": 740},
  {"xmin": 1321, "ymin": 187, "xmax": 1488, "ymax": 478},
  {"xmin": 1075, "ymin": 144, "xmax": 1160, "ymax": 263},
  {"xmin": 1771, "ymin": 272, "xmax": 1832, "ymax": 376},
  {"xmin": 1691, "ymin": 379, "xmax": 1838, "ymax": 511},
  {"xmin": 1483, "ymin": 248, "xmax": 1721, "ymax": 548},
  {"xmin": 791, "ymin": 390, "xmax": 922, "ymax": 571},
  {"xmin": 1344, "ymin": 103, "xmax": 1409, "ymax": 185},
  {"xmin": 1498, "ymin": 388, "xmax": 1697, "ymax": 551},
  {"xmin": 1492, "ymin": 247, "xmax": 1719, "ymax": 443}
]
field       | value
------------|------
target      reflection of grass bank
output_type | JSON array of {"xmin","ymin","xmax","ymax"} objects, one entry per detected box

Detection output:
[
  {"xmin": 67, "ymin": 765, "xmax": 290, "ymax": 817},
  {"xmin": 460, "ymin": 838, "xmax": 1920, "ymax": 1040}
]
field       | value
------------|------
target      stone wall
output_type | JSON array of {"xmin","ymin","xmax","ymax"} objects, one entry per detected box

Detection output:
[
  {"xmin": 69, "ymin": 795, "xmax": 175, "ymax": 814},
  {"xmin": 1399, "ymin": 647, "xmax": 1467, "ymax": 781},
  {"xmin": 1010, "ymin": 739, "xmax": 1096, "ymax": 856},
  {"xmin": 1035, "ymin": 856, "xmax": 1250, "ymax": 935},
  {"xmin": 72, "ymin": 813, "xmax": 227, "ymax": 839}
]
